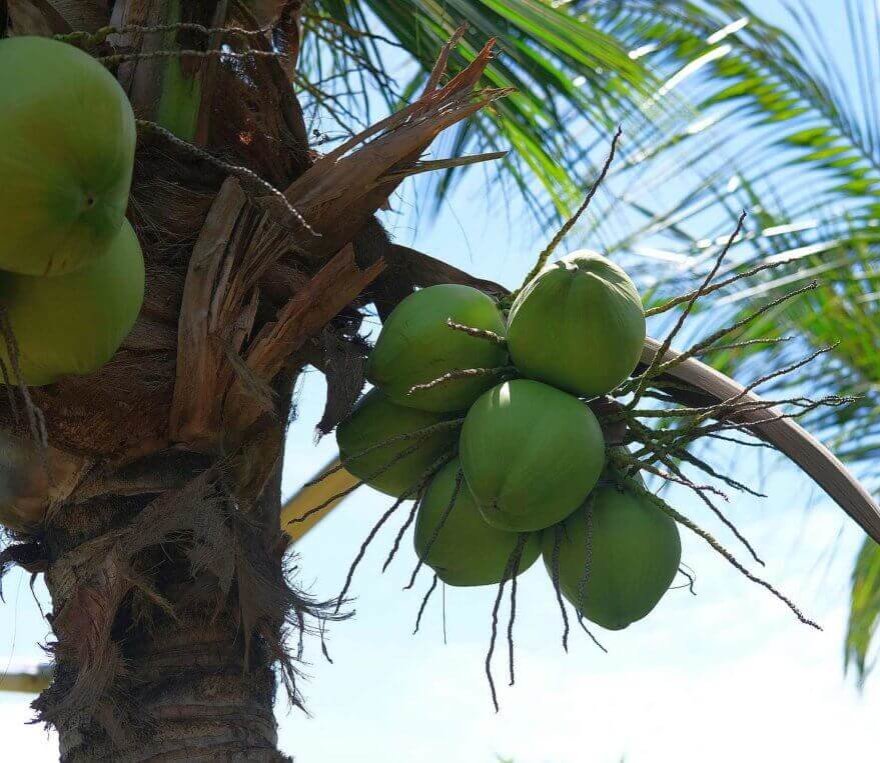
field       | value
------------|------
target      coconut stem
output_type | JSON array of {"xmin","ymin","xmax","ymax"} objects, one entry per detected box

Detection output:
[
  {"xmin": 620, "ymin": 474, "xmax": 820, "ymax": 629},
  {"xmin": 335, "ymin": 451, "xmax": 454, "ymax": 611},
  {"xmin": 135, "ymin": 119, "xmax": 320, "ymax": 236},
  {"xmin": 403, "ymin": 468, "xmax": 464, "ymax": 590},
  {"xmin": 445, "ymin": 318, "xmax": 508, "ymax": 347},
  {"xmin": 306, "ymin": 418, "xmax": 464, "ymax": 487},
  {"xmin": 407, "ymin": 366, "xmax": 517, "ymax": 396},
  {"xmin": 678, "ymin": 566, "xmax": 697, "ymax": 596},
  {"xmin": 58, "ymin": 21, "xmax": 276, "ymax": 48},
  {"xmin": 412, "ymin": 574, "xmax": 439, "ymax": 635},
  {"xmin": 626, "ymin": 212, "xmax": 746, "ymax": 409},
  {"xmin": 485, "ymin": 535, "xmax": 527, "ymax": 712},
  {"xmin": 510, "ymin": 126, "xmax": 622, "ymax": 301},
  {"xmin": 550, "ymin": 525, "xmax": 571, "ymax": 653}
]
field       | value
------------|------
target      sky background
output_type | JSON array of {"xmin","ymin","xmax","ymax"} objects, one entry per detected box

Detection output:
[{"xmin": 2, "ymin": 1, "xmax": 877, "ymax": 761}]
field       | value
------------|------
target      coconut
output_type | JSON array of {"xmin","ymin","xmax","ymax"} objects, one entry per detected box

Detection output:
[
  {"xmin": 544, "ymin": 481, "xmax": 681, "ymax": 630},
  {"xmin": 0, "ymin": 37, "xmax": 136, "ymax": 276},
  {"xmin": 459, "ymin": 379, "xmax": 605, "ymax": 532},
  {"xmin": 366, "ymin": 284, "xmax": 508, "ymax": 412},
  {"xmin": 507, "ymin": 250, "xmax": 646, "ymax": 397},
  {"xmin": 414, "ymin": 458, "xmax": 541, "ymax": 587},
  {"xmin": 336, "ymin": 390, "xmax": 459, "ymax": 497},
  {"xmin": 0, "ymin": 220, "xmax": 145, "ymax": 386}
]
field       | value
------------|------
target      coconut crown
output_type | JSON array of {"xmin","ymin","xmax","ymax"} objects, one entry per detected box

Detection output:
[
  {"xmin": 336, "ymin": 389, "xmax": 458, "ymax": 497},
  {"xmin": 544, "ymin": 479, "xmax": 681, "ymax": 631},
  {"xmin": 365, "ymin": 284, "xmax": 508, "ymax": 413},
  {"xmin": 507, "ymin": 250, "xmax": 646, "ymax": 397},
  {"xmin": 0, "ymin": 220, "xmax": 145, "ymax": 387},
  {"xmin": 414, "ymin": 458, "xmax": 541, "ymax": 587},
  {"xmin": 0, "ymin": 36, "xmax": 136, "ymax": 276}
]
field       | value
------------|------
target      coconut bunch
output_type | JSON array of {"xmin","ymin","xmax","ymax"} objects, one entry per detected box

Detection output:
[
  {"xmin": 333, "ymin": 249, "xmax": 682, "ymax": 635},
  {"xmin": 0, "ymin": 37, "xmax": 144, "ymax": 388}
]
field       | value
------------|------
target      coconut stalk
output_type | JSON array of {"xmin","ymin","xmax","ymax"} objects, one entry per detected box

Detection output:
[{"xmin": 0, "ymin": 6, "xmax": 507, "ymax": 759}]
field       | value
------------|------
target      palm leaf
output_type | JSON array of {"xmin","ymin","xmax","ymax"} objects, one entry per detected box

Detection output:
[{"xmin": 300, "ymin": 0, "xmax": 668, "ymax": 220}]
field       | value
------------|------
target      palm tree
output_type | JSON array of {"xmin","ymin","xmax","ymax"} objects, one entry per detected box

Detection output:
[
  {"xmin": 0, "ymin": 2, "xmax": 663, "ymax": 759},
  {"xmin": 1, "ymin": 1, "xmax": 879, "ymax": 760}
]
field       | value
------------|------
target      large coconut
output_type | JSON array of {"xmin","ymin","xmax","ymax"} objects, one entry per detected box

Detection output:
[
  {"xmin": 0, "ymin": 220, "xmax": 145, "ymax": 386},
  {"xmin": 544, "ymin": 481, "xmax": 681, "ymax": 630},
  {"xmin": 0, "ymin": 37, "xmax": 136, "ymax": 276},
  {"xmin": 507, "ymin": 251, "xmax": 646, "ymax": 397},
  {"xmin": 366, "ymin": 284, "xmax": 508, "ymax": 412},
  {"xmin": 336, "ymin": 390, "xmax": 459, "ymax": 497},
  {"xmin": 414, "ymin": 458, "xmax": 541, "ymax": 586},
  {"xmin": 459, "ymin": 379, "xmax": 605, "ymax": 532}
]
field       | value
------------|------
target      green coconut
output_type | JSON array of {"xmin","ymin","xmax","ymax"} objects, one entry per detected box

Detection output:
[
  {"xmin": 459, "ymin": 379, "xmax": 605, "ymax": 532},
  {"xmin": 336, "ymin": 390, "xmax": 459, "ymax": 497},
  {"xmin": 0, "ymin": 220, "xmax": 145, "ymax": 386},
  {"xmin": 0, "ymin": 37, "xmax": 136, "ymax": 276},
  {"xmin": 544, "ymin": 481, "xmax": 682, "ymax": 631},
  {"xmin": 414, "ymin": 458, "xmax": 541, "ymax": 587},
  {"xmin": 366, "ymin": 284, "xmax": 508, "ymax": 412},
  {"xmin": 507, "ymin": 250, "xmax": 646, "ymax": 397}
]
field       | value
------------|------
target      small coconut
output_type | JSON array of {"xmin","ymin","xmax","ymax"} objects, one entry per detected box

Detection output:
[
  {"xmin": 0, "ymin": 37, "xmax": 136, "ymax": 276},
  {"xmin": 336, "ymin": 389, "xmax": 459, "ymax": 497},
  {"xmin": 0, "ymin": 220, "xmax": 145, "ymax": 386},
  {"xmin": 544, "ymin": 481, "xmax": 681, "ymax": 630},
  {"xmin": 414, "ymin": 458, "xmax": 541, "ymax": 587},
  {"xmin": 507, "ymin": 250, "xmax": 646, "ymax": 396},
  {"xmin": 366, "ymin": 284, "xmax": 508, "ymax": 412},
  {"xmin": 459, "ymin": 379, "xmax": 605, "ymax": 532}
]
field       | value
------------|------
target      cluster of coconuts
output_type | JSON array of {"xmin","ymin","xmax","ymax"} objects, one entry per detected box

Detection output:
[
  {"xmin": 0, "ymin": 37, "xmax": 144, "ymax": 386},
  {"xmin": 337, "ymin": 252, "xmax": 682, "ymax": 631}
]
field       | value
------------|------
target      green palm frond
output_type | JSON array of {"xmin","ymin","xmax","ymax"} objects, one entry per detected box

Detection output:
[
  {"xmin": 570, "ymin": 1, "xmax": 880, "ymax": 683},
  {"xmin": 846, "ymin": 538, "xmax": 880, "ymax": 687},
  {"xmin": 299, "ymin": 0, "xmax": 667, "ymax": 221}
]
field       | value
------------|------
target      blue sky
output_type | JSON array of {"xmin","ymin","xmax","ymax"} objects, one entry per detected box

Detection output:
[{"xmin": 2, "ymin": 1, "xmax": 877, "ymax": 760}]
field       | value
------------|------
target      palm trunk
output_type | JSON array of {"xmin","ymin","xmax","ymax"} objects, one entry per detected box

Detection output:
[{"xmin": 39, "ymin": 462, "xmax": 285, "ymax": 761}]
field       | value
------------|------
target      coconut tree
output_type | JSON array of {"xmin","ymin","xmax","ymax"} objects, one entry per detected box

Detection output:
[
  {"xmin": 0, "ymin": 2, "xmax": 668, "ymax": 760},
  {"xmin": 1, "ymin": 2, "xmax": 879, "ymax": 761}
]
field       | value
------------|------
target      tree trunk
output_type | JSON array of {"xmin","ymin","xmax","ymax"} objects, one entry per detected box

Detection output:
[
  {"xmin": 0, "ymin": 3, "xmax": 503, "ymax": 759},
  {"xmin": 39, "ymin": 464, "xmax": 285, "ymax": 761}
]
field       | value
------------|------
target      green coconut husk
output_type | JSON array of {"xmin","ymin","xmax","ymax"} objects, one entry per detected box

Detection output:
[
  {"xmin": 0, "ymin": 220, "xmax": 145, "ymax": 387},
  {"xmin": 366, "ymin": 284, "xmax": 508, "ymax": 412},
  {"xmin": 507, "ymin": 250, "xmax": 646, "ymax": 397},
  {"xmin": 460, "ymin": 379, "xmax": 605, "ymax": 532},
  {"xmin": 544, "ymin": 479, "xmax": 682, "ymax": 631},
  {"xmin": 414, "ymin": 458, "xmax": 541, "ymax": 587},
  {"xmin": 0, "ymin": 36, "xmax": 136, "ymax": 276},
  {"xmin": 336, "ymin": 389, "xmax": 460, "ymax": 497}
]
